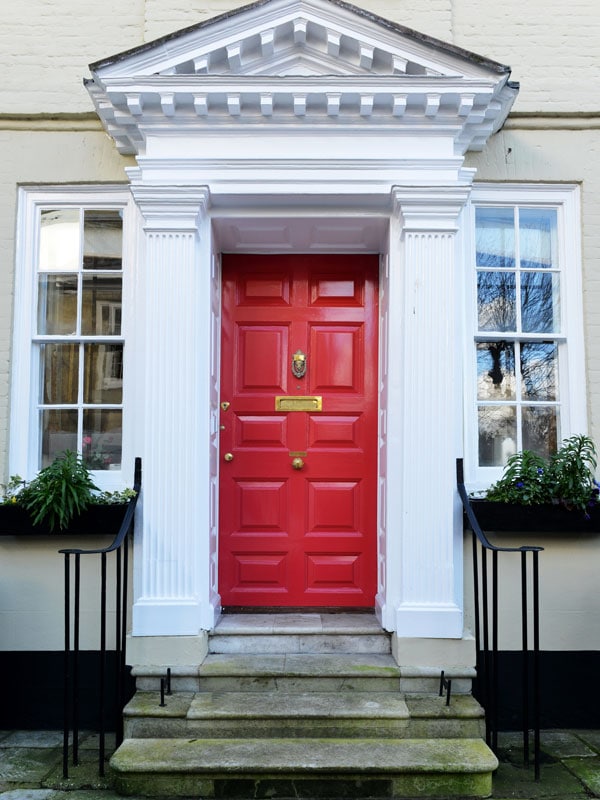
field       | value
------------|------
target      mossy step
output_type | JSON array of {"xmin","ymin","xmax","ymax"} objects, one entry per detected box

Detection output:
[
  {"xmin": 124, "ymin": 691, "xmax": 410, "ymax": 720},
  {"xmin": 123, "ymin": 691, "xmax": 484, "ymax": 741},
  {"xmin": 110, "ymin": 737, "xmax": 497, "ymax": 798},
  {"xmin": 199, "ymin": 652, "xmax": 401, "ymax": 677}
]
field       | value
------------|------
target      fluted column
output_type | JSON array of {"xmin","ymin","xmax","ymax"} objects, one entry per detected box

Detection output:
[
  {"xmin": 387, "ymin": 185, "xmax": 471, "ymax": 638},
  {"xmin": 129, "ymin": 185, "xmax": 213, "ymax": 636}
]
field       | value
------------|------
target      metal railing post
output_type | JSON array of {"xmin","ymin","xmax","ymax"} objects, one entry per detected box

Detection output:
[
  {"xmin": 457, "ymin": 458, "xmax": 543, "ymax": 779},
  {"xmin": 60, "ymin": 457, "xmax": 141, "ymax": 780}
]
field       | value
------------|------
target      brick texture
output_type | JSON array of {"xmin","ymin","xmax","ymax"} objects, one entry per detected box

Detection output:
[{"xmin": 0, "ymin": 0, "xmax": 598, "ymax": 113}]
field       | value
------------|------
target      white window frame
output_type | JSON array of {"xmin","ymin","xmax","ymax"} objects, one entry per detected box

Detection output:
[
  {"xmin": 463, "ymin": 183, "xmax": 586, "ymax": 491},
  {"xmin": 10, "ymin": 186, "xmax": 134, "ymax": 489}
]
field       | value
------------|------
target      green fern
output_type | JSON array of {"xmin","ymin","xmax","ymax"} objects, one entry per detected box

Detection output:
[{"xmin": 19, "ymin": 451, "xmax": 98, "ymax": 532}]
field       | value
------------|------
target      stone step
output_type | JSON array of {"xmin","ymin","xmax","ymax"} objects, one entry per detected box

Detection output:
[
  {"xmin": 201, "ymin": 652, "xmax": 402, "ymax": 693},
  {"xmin": 210, "ymin": 612, "xmax": 391, "ymax": 655},
  {"xmin": 123, "ymin": 689, "xmax": 485, "ymax": 740},
  {"xmin": 133, "ymin": 654, "xmax": 475, "ymax": 694},
  {"xmin": 110, "ymin": 736, "xmax": 498, "ymax": 798}
]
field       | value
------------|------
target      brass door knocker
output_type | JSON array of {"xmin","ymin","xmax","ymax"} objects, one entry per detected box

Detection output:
[{"xmin": 292, "ymin": 350, "xmax": 306, "ymax": 379}]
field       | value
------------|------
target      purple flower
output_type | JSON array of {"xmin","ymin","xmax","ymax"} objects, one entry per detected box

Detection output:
[{"xmin": 516, "ymin": 481, "xmax": 524, "ymax": 488}]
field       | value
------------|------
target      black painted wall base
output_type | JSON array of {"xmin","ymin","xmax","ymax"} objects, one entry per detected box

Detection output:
[
  {"xmin": 474, "ymin": 650, "xmax": 600, "ymax": 730},
  {"xmin": 0, "ymin": 651, "xmax": 135, "ymax": 730},
  {"xmin": 1, "ymin": 649, "xmax": 598, "ymax": 730}
]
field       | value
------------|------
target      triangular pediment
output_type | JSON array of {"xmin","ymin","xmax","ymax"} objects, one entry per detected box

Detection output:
[
  {"xmin": 91, "ymin": 0, "xmax": 504, "ymax": 81},
  {"xmin": 87, "ymin": 0, "xmax": 518, "ymax": 155}
]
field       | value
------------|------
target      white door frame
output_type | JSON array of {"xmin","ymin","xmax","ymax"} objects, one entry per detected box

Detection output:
[{"xmin": 128, "ymin": 187, "xmax": 467, "ymax": 640}]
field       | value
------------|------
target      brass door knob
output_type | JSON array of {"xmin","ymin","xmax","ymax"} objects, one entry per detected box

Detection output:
[
  {"xmin": 291, "ymin": 457, "xmax": 304, "ymax": 470},
  {"xmin": 224, "ymin": 453, "xmax": 234, "ymax": 462}
]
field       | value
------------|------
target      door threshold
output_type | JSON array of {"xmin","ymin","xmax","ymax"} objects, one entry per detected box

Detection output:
[{"xmin": 222, "ymin": 607, "xmax": 375, "ymax": 614}]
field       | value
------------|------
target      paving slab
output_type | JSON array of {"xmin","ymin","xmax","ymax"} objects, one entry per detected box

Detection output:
[
  {"xmin": 0, "ymin": 735, "xmax": 62, "ymax": 750},
  {"xmin": 539, "ymin": 730, "xmax": 598, "ymax": 759},
  {"xmin": 0, "ymin": 749, "xmax": 59, "ymax": 786},
  {"xmin": 562, "ymin": 755, "xmax": 600, "ymax": 796},
  {"xmin": 575, "ymin": 730, "xmax": 600, "ymax": 754},
  {"xmin": 492, "ymin": 759, "xmax": 588, "ymax": 798}
]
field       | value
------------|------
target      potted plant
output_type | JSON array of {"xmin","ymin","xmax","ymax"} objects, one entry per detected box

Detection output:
[
  {"xmin": 470, "ymin": 435, "xmax": 600, "ymax": 532},
  {"xmin": 0, "ymin": 450, "xmax": 135, "ymax": 536}
]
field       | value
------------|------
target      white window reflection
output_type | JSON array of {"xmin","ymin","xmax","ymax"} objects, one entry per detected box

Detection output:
[{"xmin": 39, "ymin": 209, "xmax": 80, "ymax": 271}]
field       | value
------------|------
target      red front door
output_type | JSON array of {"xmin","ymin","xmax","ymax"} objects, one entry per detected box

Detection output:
[{"xmin": 218, "ymin": 254, "xmax": 379, "ymax": 607}]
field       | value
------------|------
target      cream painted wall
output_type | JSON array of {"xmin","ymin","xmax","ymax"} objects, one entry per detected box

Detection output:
[
  {"xmin": 463, "ymin": 533, "xmax": 600, "ymax": 651},
  {"xmin": 0, "ymin": 535, "xmax": 126, "ymax": 650},
  {"xmin": 1, "ymin": 0, "xmax": 598, "ymax": 113}
]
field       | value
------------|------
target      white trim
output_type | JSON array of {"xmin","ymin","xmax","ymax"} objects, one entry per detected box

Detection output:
[
  {"xmin": 462, "ymin": 183, "xmax": 585, "ymax": 490},
  {"xmin": 87, "ymin": 0, "xmax": 517, "ymax": 157},
  {"xmin": 10, "ymin": 185, "xmax": 134, "ymax": 489}
]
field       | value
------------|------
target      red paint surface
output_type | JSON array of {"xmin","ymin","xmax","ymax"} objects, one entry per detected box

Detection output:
[{"xmin": 219, "ymin": 254, "xmax": 378, "ymax": 607}]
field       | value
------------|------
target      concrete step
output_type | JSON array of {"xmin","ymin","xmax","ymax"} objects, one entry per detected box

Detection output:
[
  {"xmin": 209, "ymin": 612, "xmax": 391, "ymax": 655},
  {"xmin": 110, "ymin": 736, "xmax": 498, "ymax": 798},
  {"xmin": 123, "ymin": 690, "xmax": 485, "ymax": 740}
]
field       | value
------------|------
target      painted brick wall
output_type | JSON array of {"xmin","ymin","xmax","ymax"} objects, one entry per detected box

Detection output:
[
  {"xmin": 453, "ymin": 0, "xmax": 600, "ymax": 112},
  {"xmin": 0, "ymin": 0, "xmax": 598, "ymax": 113},
  {"xmin": 1, "ymin": 0, "xmax": 145, "ymax": 113}
]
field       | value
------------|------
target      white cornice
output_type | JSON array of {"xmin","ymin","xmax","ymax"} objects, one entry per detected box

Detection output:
[{"xmin": 86, "ymin": 0, "xmax": 518, "ymax": 157}]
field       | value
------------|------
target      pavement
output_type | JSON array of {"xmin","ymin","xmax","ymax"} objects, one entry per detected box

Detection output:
[{"xmin": 1, "ymin": 728, "xmax": 600, "ymax": 799}]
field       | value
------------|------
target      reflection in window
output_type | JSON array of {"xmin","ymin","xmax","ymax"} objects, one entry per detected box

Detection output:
[
  {"xmin": 477, "ymin": 272, "xmax": 516, "ymax": 331},
  {"xmin": 37, "ymin": 207, "xmax": 124, "ymax": 470},
  {"xmin": 475, "ymin": 205, "xmax": 561, "ymax": 466}
]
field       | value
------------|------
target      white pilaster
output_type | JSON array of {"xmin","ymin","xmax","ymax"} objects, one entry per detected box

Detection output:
[
  {"xmin": 129, "ymin": 184, "xmax": 216, "ymax": 636},
  {"xmin": 386, "ymin": 185, "xmax": 472, "ymax": 638}
]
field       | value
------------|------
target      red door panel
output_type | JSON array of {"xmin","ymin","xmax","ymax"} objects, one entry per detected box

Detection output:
[{"xmin": 219, "ymin": 254, "xmax": 378, "ymax": 607}]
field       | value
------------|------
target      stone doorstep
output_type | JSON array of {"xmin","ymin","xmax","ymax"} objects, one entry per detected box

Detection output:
[
  {"xmin": 208, "ymin": 633, "xmax": 392, "ymax": 655},
  {"xmin": 110, "ymin": 737, "xmax": 497, "ymax": 799},
  {"xmin": 124, "ymin": 691, "xmax": 484, "ymax": 722},
  {"xmin": 212, "ymin": 612, "xmax": 386, "ymax": 636},
  {"xmin": 132, "ymin": 655, "xmax": 475, "ymax": 694},
  {"xmin": 122, "ymin": 690, "xmax": 485, "ymax": 741},
  {"xmin": 199, "ymin": 652, "xmax": 402, "ymax": 676},
  {"xmin": 111, "ymin": 736, "xmax": 498, "ymax": 773}
]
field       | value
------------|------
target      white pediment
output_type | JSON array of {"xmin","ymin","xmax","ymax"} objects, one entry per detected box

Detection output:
[{"xmin": 87, "ymin": 0, "xmax": 518, "ymax": 155}]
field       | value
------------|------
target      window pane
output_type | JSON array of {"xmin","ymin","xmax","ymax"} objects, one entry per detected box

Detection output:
[
  {"xmin": 83, "ymin": 410, "xmax": 122, "ymax": 470},
  {"xmin": 81, "ymin": 276, "xmax": 122, "ymax": 335},
  {"xmin": 37, "ymin": 274, "xmax": 78, "ymax": 335},
  {"xmin": 521, "ymin": 342, "xmax": 558, "ymax": 401},
  {"xmin": 522, "ymin": 406, "xmax": 558, "ymax": 459},
  {"xmin": 478, "ymin": 406, "xmax": 517, "ymax": 466},
  {"xmin": 40, "ymin": 344, "xmax": 79, "ymax": 404},
  {"xmin": 475, "ymin": 207, "xmax": 515, "ymax": 268},
  {"xmin": 83, "ymin": 209, "xmax": 123, "ymax": 270},
  {"xmin": 39, "ymin": 209, "xmax": 80, "ymax": 271},
  {"xmin": 521, "ymin": 271, "xmax": 560, "ymax": 333},
  {"xmin": 84, "ymin": 344, "xmax": 123, "ymax": 403},
  {"xmin": 477, "ymin": 342, "xmax": 516, "ymax": 400},
  {"xmin": 477, "ymin": 271, "xmax": 516, "ymax": 331},
  {"xmin": 41, "ymin": 409, "xmax": 78, "ymax": 467},
  {"xmin": 519, "ymin": 208, "xmax": 557, "ymax": 269}
]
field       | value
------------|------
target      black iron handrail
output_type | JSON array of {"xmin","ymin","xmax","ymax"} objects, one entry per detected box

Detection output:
[
  {"xmin": 457, "ymin": 458, "xmax": 542, "ymax": 780},
  {"xmin": 60, "ymin": 457, "xmax": 141, "ymax": 779}
]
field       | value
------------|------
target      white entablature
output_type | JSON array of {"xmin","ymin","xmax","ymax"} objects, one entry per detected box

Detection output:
[{"xmin": 86, "ymin": 0, "xmax": 518, "ymax": 156}]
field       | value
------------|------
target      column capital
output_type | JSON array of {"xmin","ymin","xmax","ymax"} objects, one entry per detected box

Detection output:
[
  {"xmin": 130, "ymin": 183, "xmax": 210, "ymax": 232},
  {"xmin": 392, "ymin": 184, "xmax": 473, "ymax": 233}
]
